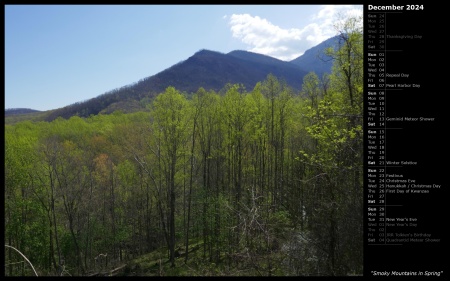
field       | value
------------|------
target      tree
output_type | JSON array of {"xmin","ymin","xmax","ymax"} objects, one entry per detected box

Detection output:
[
  {"xmin": 295, "ymin": 15, "xmax": 363, "ymax": 275},
  {"xmin": 150, "ymin": 86, "xmax": 191, "ymax": 267},
  {"xmin": 5, "ymin": 124, "xmax": 49, "ymax": 275}
]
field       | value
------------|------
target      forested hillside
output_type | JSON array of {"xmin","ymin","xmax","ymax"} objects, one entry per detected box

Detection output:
[{"xmin": 5, "ymin": 17, "xmax": 363, "ymax": 276}]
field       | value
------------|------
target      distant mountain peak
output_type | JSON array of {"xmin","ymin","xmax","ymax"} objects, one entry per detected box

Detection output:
[
  {"xmin": 5, "ymin": 108, "xmax": 41, "ymax": 116},
  {"xmin": 192, "ymin": 49, "xmax": 224, "ymax": 57}
]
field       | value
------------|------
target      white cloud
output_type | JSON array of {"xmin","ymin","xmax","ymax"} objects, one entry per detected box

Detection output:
[{"xmin": 228, "ymin": 5, "xmax": 362, "ymax": 61}]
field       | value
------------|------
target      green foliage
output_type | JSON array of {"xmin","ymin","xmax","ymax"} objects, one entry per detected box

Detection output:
[{"xmin": 295, "ymin": 16, "xmax": 363, "ymax": 276}]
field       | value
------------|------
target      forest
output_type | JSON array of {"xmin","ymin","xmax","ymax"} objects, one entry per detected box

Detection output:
[{"xmin": 4, "ymin": 18, "xmax": 363, "ymax": 276}]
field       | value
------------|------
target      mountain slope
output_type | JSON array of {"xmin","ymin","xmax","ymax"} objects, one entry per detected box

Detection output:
[{"xmin": 290, "ymin": 35, "xmax": 339, "ymax": 76}]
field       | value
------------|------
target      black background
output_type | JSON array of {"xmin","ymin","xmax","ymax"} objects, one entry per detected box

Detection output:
[{"xmin": 364, "ymin": 2, "xmax": 446, "ymax": 278}]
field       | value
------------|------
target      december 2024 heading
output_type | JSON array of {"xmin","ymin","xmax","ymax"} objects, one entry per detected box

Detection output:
[{"xmin": 368, "ymin": 4, "xmax": 424, "ymax": 11}]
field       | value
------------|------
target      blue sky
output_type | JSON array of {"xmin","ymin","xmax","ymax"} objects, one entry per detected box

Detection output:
[{"xmin": 5, "ymin": 4, "xmax": 363, "ymax": 111}]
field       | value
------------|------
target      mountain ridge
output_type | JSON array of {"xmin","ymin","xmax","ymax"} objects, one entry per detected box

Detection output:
[
  {"xmin": 290, "ymin": 35, "xmax": 338, "ymax": 76},
  {"xmin": 5, "ymin": 108, "xmax": 42, "ymax": 116}
]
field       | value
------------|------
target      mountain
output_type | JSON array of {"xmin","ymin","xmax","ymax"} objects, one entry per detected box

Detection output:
[
  {"xmin": 5, "ymin": 108, "xmax": 41, "ymax": 116},
  {"xmin": 152, "ymin": 49, "xmax": 308, "ymax": 93},
  {"xmin": 290, "ymin": 35, "xmax": 339, "ymax": 77},
  {"xmin": 37, "ymin": 36, "xmax": 339, "ymax": 121},
  {"xmin": 4, "ymin": 108, "xmax": 50, "ymax": 125}
]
